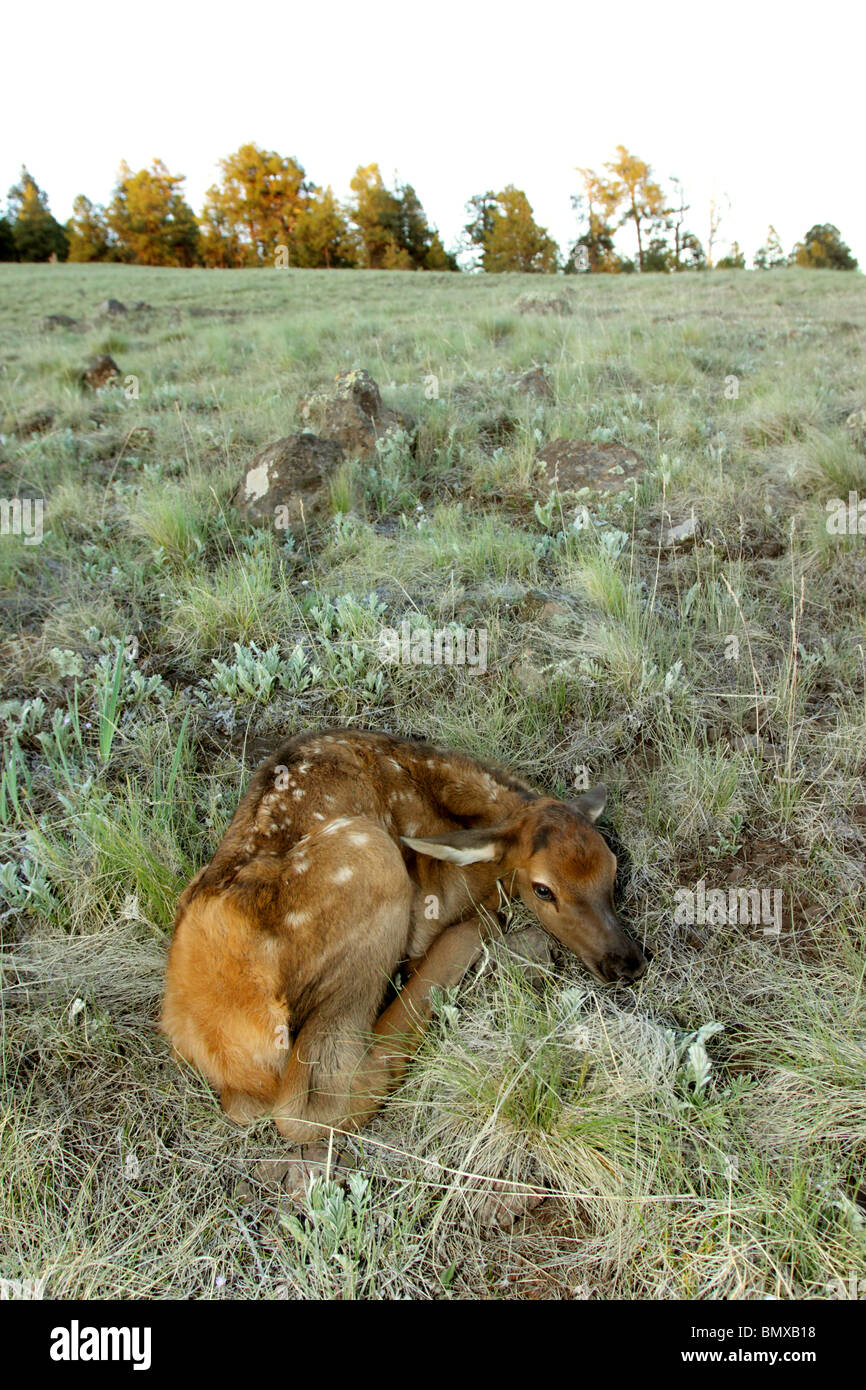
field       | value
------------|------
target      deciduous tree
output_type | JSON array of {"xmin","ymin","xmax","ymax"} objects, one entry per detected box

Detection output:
[
  {"xmin": 569, "ymin": 168, "xmax": 620, "ymax": 272},
  {"xmin": 603, "ymin": 146, "xmax": 666, "ymax": 271},
  {"xmin": 66, "ymin": 195, "xmax": 115, "ymax": 262}
]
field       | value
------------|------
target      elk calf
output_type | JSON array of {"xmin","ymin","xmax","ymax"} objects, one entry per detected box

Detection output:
[{"xmin": 161, "ymin": 729, "xmax": 648, "ymax": 1141}]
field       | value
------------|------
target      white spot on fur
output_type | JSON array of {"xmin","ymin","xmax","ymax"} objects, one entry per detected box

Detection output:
[
  {"xmin": 293, "ymin": 788, "xmax": 305, "ymax": 800},
  {"xmin": 284, "ymin": 909, "xmax": 309, "ymax": 926},
  {"xmin": 348, "ymin": 833, "xmax": 370, "ymax": 847},
  {"xmin": 331, "ymin": 866, "xmax": 353, "ymax": 885}
]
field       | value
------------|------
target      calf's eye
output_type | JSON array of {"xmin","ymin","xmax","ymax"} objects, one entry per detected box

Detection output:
[{"xmin": 532, "ymin": 882, "xmax": 555, "ymax": 902}]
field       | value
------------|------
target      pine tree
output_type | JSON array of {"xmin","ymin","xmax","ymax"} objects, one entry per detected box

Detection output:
[
  {"xmin": 206, "ymin": 144, "xmax": 309, "ymax": 265},
  {"xmin": 753, "ymin": 225, "xmax": 786, "ymax": 269},
  {"xmin": 292, "ymin": 185, "xmax": 357, "ymax": 268},
  {"xmin": 108, "ymin": 161, "xmax": 199, "ymax": 266},
  {"xmin": 8, "ymin": 168, "xmax": 68, "ymax": 261},
  {"xmin": 790, "ymin": 224, "xmax": 858, "ymax": 270},
  {"xmin": 477, "ymin": 187, "xmax": 558, "ymax": 273}
]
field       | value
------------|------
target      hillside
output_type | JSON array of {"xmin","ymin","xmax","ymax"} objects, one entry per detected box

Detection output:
[{"xmin": 1, "ymin": 263, "xmax": 864, "ymax": 1299}]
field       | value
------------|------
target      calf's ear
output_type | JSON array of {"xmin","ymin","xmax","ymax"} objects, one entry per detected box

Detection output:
[
  {"xmin": 568, "ymin": 784, "xmax": 607, "ymax": 824},
  {"xmin": 401, "ymin": 827, "xmax": 508, "ymax": 866}
]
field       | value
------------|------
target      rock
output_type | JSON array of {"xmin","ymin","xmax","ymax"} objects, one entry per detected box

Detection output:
[
  {"xmin": 510, "ymin": 649, "xmax": 548, "ymax": 696},
  {"xmin": 297, "ymin": 369, "xmax": 411, "ymax": 461},
  {"xmin": 516, "ymin": 294, "xmax": 574, "ymax": 316},
  {"xmin": 517, "ymin": 589, "xmax": 572, "ymax": 626},
  {"xmin": 536, "ymin": 438, "xmax": 644, "ymax": 495},
  {"xmin": 96, "ymin": 298, "xmax": 127, "ymax": 317},
  {"xmin": 845, "ymin": 408, "xmax": 866, "ymax": 442},
  {"xmin": 449, "ymin": 580, "xmax": 527, "ymax": 617},
  {"xmin": 661, "ymin": 515, "xmax": 699, "ymax": 548},
  {"xmin": 477, "ymin": 410, "xmax": 517, "ymax": 451},
  {"xmin": 81, "ymin": 355, "xmax": 120, "ymax": 390},
  {"xmin": 39, "ymin": 314, "xmax": 79, "ymax": 331},
  {"xmin": 231, "ymin": 432, "xmax": 345, "ymax": 528},
  {"xmin": 539, "ymin": 599, "xmax": 572, "ymax": 627},
  {"xmin": 9, "ymin": 409, "xmax": 55, "ymax": 437},
  {"xmin": 515, "ymin": 367, "xmax": 554, "ymax": 401}
]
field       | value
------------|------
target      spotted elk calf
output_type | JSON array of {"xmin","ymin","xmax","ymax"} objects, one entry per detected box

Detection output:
[{"xmin": 161, "ymin": 729, "xmax": 649, "ymax": 1141}]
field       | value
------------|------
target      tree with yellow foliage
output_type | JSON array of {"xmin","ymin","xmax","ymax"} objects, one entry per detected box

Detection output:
[
  {"xmin": 349, "ymin": 165, "xmax": 452, "ymax": 269},
  {"xmin": 349, "ymin": 164, "xmax": 401, "ymax": 268},
  {"xmin": 790, "ymin": 224, "xmax": 858, "ymax": 270},
  {"xmin": 603, "ymin": 146, "xmax": 667, "ymax": 272},
  {"xmin": 108, "ymin": 161, "xmax": 199, "ymax": 266},
  {"xmin": 66, "ymin": 195, "xmax": 116, "ymax": 262},
  {"xmin": 204, "ymin": 144, "xmax": 309, "ymax": 266},
  {"xmin": 198, "ymin": 188, "xmax": 247, "ymax": 268},
  {"xmin": 469, "ymin": 186, "xmax": 558, "ymax": 273},
  {"xmin": 570, "ymin": 167, "xmax": 622, "ymax": 272},
  {"xmin": 293, "ymin": 186, "xmax": 358, "ymax": 269}
]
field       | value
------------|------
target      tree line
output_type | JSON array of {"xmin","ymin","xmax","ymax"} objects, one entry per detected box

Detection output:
[{"xmin": 0, "ymin": 144, "xmax": 858, "ymax": 273}]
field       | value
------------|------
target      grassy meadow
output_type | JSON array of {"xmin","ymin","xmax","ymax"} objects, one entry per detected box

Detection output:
[{"xmin": 0, "ymin": 261, "xmax": 865, "ymax": 1300}]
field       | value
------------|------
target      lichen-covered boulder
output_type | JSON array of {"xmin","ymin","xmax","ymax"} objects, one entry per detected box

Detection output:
[
  {"xmin": 536, "ymin": 438, "xmax": 644, "ymax": 495},
  {"xmin": 516, "ymin": 294, "xmax": 574, "ymax": 316},
  {"xmin": 81, "ymin": 354, "xmax": 120, "ymax": 390},
  {"xmin": 231, "ymin": 432, "xmax": 345, "ymax": 529},
  {"xmin": 96, "ymin": 298, "xmax": 128, "ymax": 317},
  {"xmin": 40, "ymin": 314, "xmax": 79, "ymax": 331},
  {"xmin": 297, "ymin": 369, "xmax": 411, "ymax": 460}
]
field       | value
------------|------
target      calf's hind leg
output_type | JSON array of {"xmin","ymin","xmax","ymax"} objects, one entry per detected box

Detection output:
[{"xmin": 273, "ymin": 918, "xmax": 485, "ymax": 1143}]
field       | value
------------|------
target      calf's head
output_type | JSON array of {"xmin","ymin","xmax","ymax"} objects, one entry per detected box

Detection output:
[{"xmin": 403, "ymin": 787, "xmax": 649, "ymax": 984}]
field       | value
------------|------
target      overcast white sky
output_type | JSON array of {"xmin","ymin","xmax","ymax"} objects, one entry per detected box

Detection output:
[{"xmin": 2, "ymin": 0, "xmax": 863, "ymax": 266}]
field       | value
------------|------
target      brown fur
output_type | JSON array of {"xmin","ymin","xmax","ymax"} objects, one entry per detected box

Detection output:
[{"xmin": 161, "ymin": 728, "xmax": 648, "ymax": 1141}]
